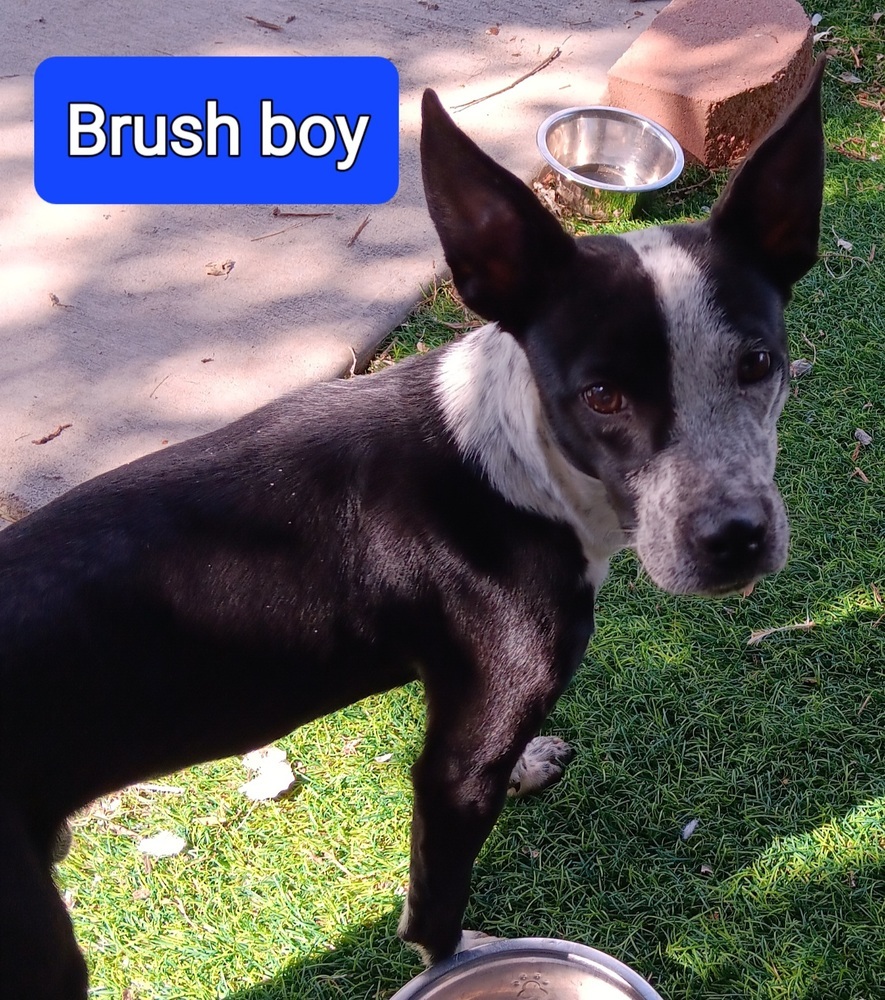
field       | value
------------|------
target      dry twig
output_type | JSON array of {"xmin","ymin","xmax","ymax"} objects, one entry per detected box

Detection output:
[
  {"xmin": 32, "ymin": 424, "xmax": 72, "ymax": 445},
  {"xmin": 452, "ymin": 47, "xmax": 562, "ymax": 111},
  {"xmin": 347, "ymin": 215, "xmax": 371, "ymax": 247},
  {"xmin": 245, "ymin": 15, "xmax": 282, "ymax": 30},
  {"xmin": 747, "ymin": 619, "xmax": 814, "ymax": 646}
]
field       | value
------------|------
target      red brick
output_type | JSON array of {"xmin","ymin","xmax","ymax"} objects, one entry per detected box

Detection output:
[{"xmin": 607, "ymin": 0, "xmax": 813, "ymax": 167}]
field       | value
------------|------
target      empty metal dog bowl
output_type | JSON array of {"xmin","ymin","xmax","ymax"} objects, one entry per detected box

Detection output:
[
  {"xmin": 536, "ymin": 106, "xmax": 684, "ymax": 220},
  {"xmin": 391, "ymin": 937, "xmax": 665, "ymax": 1000}
]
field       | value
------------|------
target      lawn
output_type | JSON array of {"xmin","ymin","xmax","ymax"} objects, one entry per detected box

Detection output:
[{"xmin": 58, "ymin": 5, "xmax": 883, "ymax": 999}]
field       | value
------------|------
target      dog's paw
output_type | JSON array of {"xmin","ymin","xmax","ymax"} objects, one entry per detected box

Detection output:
[
  {"xmin": 51, "ymin": 820, "xmax": 73, "ymax": 864},
  {"xmin": 457, "ymin": 929, "xmax": 500, "ymax": 952},
  {"xmin": 508, "ymin": 735, "xmax": 574, "ymax": 797}
]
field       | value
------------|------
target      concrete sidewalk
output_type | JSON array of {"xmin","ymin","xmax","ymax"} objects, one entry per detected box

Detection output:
[{"xmin": 0, "ymin": 0, "xmax": 663, "ymax": 516}]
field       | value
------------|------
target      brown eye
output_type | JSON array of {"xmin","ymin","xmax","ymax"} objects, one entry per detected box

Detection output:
[
  {"xmin": 584, "ymin": 383, "xmax": 624, "ymax": 414},
  {"xmin": 738, "ymin": 350, "xmax": 772, "ymax": 383}
]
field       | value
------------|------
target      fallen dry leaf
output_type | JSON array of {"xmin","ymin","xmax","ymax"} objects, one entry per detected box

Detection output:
[
  {"xmin": 239, "ymin": 764, "xmax": 297, "ymax": 800},
  {"xmin": 681, "ymin": 818, "xmax": 700, "ymax": 841},
  {"xmin": 205, "ymin": 259, "xmax": 234, "ymax": 277},
  {"xmin": 839, "ymin": 71, "xmax": 862, "ymax": 85},
  {"xmin": 240, "ymin": 745, "xmax": 297, "ymax": 800},
  {"xmin": 747, "ymin": 619, "xmax": 814, "ymax": 645},
  {"xmin": 242, "ymin": 746, "xmax": 287, "ymax": 769},
  {"xmin": 138, "ymin": 831, "xmax": 187, "ymax": 857},
  {"xmin": 854, "ymin": 428, "xmax": 873, "ymax": 446},
  {"xmin": 790, "ymin": 358, "xmax": 813, "ymax": 378}
]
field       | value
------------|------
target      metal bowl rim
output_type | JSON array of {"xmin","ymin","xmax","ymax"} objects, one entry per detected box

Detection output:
[
  {"xmin": 536, "ymin": 105, "xmax": 685, "ymax": 192},
  {"xmin": 391, "ymin": 936, "xmax": 666, "ymax": 1000}
]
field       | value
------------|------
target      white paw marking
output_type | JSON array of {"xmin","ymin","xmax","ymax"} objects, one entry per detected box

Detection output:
[
  {"xmin": 457, "ymin": 929, "xmax": 499, "ymax": 952},
  {"xmin": 508, "ymin": 735, "xmax": 574, "ymax": 797}
]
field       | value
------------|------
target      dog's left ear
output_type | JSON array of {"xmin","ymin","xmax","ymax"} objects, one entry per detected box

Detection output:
[
  {"xmin": 420, "ymin": 90, "xmax": 576, "ymax": 335},
  {"xmin": 710, "ymin": 57, "xmax": 826, "ymax": 294}
]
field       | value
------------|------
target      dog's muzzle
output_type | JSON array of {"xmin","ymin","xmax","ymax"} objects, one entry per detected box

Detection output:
[{"xmin": 630, "ymin": 458, "xmax": 790, "ymax": 597}]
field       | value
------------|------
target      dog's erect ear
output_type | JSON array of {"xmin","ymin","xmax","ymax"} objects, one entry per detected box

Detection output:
[
  {"xmin": 710, "ymin": 58, "xmax": 826, "ymax": 293},
  {"xmin": 420, "ymin": 90, "xmax": 575, "ymax": 335}
]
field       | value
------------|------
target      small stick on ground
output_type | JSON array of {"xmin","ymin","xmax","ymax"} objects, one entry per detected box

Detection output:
[
  {"xmin": 272, "ymin": 208, "xmax": 333, "ymax": 218},
  {"xmin": 32, "ymin": 423, "xmax": 72, "ymax": 445},
  {"xmin": 452, "ymin": 47, "xmax": 562, "ymax": 111},
  {"xmin": 245, "ymin": 15, "xmax": 282, "ymax": 30},
  {"xmin": 801, "ymin": 330, "xmax": 819, "ymax": 365},
  {"xmin": 347, "ymin": 215, "xmax": 371, "ymax": 247},
  {"xmin": 672, "ymin": 174, "xmax": 716, "ymax": 197},
  {"xmin": 747, "ymin": 619, "xmax": 814, "ymax": 646},
  {"xmin": 131, "ymin": 783, "xmax": 186, "ymax": 794},
  {"xmin": 251, "ymin": 224, "xmax": 303, "ymax": 242},
  {"xmin": 149, "ymin": 375, "xmax": 171, "ymax": 399}
]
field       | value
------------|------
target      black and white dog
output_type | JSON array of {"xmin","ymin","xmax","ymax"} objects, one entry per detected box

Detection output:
[{"xmin": 0, "ymin": 61, "xmax": 824, "ymax": 999}]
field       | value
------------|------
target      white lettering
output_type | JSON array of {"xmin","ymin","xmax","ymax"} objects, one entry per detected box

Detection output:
[
  {"xmin": 109, "ymin": 114, "xmax": 134, "ymax": 157},
  {"xmin": 169, "ymin": 114, "xmax": 205, "ymax": 157},
  {"xmin": 68, "ymin": 103, "xmax": 106, "ymax": 156},
  {"xmin": 205, "ymin": 100, "xmax": 240, "ymax": 157},
  {"xmin": 260, "ymin": 100, "xmax": 297, "ymax": 157},
  {"xmin": 299, "ymin": 115, "xmax": 336, "ymax": 158},
  {"xmin": 335, "ymin": 114, "xmax": 370, "ymax": 171},
  {"xmin": 132, "ymin": 115, "xmax": 167, "ymax": 157}
]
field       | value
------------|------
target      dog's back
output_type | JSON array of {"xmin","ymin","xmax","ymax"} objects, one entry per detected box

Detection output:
[{"xmin": 1, "ymin": 351, "xmax": 592, "ymax": 834}]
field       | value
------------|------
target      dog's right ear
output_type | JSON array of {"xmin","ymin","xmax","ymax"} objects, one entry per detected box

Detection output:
[{"xmin": 421, "ymin": 90, "xmax": 575, "ymax": 336}]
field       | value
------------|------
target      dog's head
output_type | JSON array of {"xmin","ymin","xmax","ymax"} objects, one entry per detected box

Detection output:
[{"xmin": 420, "ymin": 62, "xmax": 825, "ymax": 597}]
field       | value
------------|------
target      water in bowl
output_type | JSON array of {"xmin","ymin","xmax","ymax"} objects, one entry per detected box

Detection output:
[{"xmin": 569, "ymin": 162, "xmax": 633, "ymax": 186}]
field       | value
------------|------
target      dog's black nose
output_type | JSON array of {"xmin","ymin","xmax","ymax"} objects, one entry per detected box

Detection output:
[{"xmin": 700, "ymin": 515, "xmax": 767, "ymax": 570}]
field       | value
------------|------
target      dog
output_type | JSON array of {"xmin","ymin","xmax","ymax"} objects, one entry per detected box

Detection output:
[{"xmin": 0, "ymin": 60, "xmax": 824, "ymax": 999}]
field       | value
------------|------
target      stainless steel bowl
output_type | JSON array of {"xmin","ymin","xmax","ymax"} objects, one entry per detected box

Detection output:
[
  {"xmin": 536, "ymin": 106, "xmax": 684, "ymax": 221},
  {"xmin": 391, "ymin": 938, "xmax": 665, "ymax": 1000}
]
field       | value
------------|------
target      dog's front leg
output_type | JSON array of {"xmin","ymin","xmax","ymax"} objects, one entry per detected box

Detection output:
[{"xmin": 397, "ymin": 683, "xmax": 560, "ymax": 964}]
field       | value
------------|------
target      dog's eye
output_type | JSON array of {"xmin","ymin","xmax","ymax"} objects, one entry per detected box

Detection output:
[
  {"xmin": 738, "ymin": 350, "xmax": 772, "ymax": 383},
  {"xmin": 584, "ymin": 383, "xmax": 624, "ymax": 414}
]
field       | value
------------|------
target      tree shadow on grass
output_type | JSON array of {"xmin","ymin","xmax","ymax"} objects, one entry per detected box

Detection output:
[{"xmin": 220, "ymin": 585, "xmax": 884, "ymax": 1000}]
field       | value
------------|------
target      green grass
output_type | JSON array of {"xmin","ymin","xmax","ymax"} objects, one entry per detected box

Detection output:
[{"xmin": 58, "ymin": 6, "xmax": 883, "ymax": 998}]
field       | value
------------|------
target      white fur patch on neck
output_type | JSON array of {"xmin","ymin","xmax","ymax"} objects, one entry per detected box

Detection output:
[{"xmin": 435, "ymin": 324, "xmax": 626, "ymax": 589}]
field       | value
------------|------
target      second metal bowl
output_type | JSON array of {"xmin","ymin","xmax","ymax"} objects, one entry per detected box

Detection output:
[
  {"xmin": 536, "ymin": 106, "xmax": 684, "ymax": 221},
  {"xmin": 391, "ymin": 937, "xmax": 665, "ymax": 1000}
]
